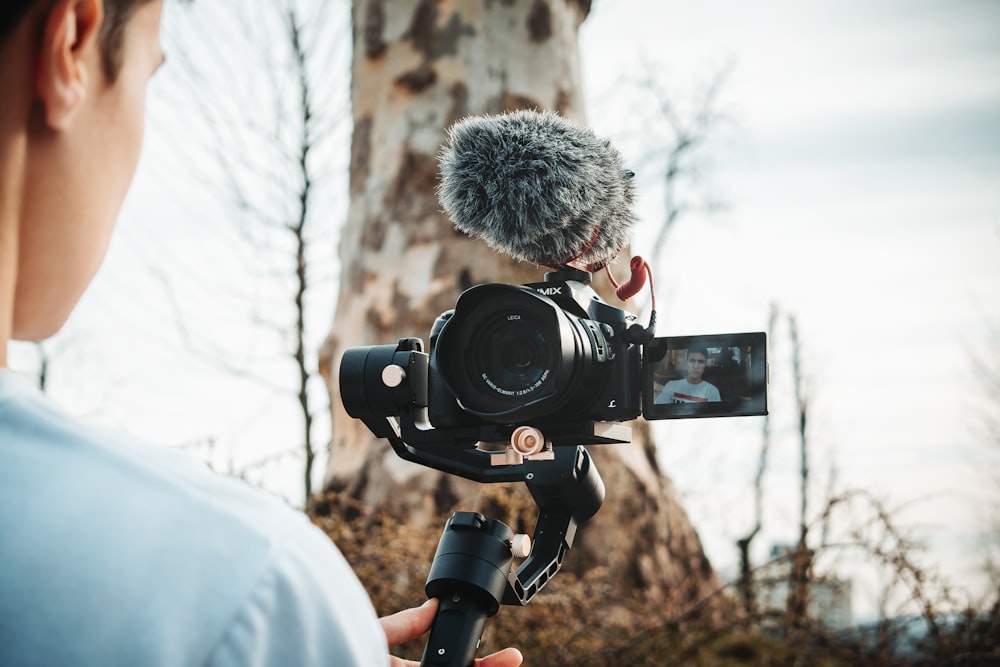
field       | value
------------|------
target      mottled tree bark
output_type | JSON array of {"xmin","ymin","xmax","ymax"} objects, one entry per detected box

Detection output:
[{"xmin": 320, "ymin": 0, "xmax": 716, "ymax": 607}]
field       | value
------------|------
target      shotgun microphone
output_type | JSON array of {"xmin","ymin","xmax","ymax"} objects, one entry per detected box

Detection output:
[{"xmin": 438, "ymin": 110, "xmax": 637, "ymax": 272}]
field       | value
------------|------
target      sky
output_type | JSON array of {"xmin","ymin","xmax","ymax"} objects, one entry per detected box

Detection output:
[
  {"xmin": 580, "ymin": 0, "xmax": 1000, "ymax": 619},
  {"xmin": 8, "ymin": 0, "xmax": 1000, "ymax": 623}
]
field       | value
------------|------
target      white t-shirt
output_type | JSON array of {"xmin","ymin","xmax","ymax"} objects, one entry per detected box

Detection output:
[
  {"xmin": 656, "ymin": 378, "xmax": 721, "ymax": 404},
  {"xmin": 0, "ymin": 370, "xmax": 387, "ymax": 666}
]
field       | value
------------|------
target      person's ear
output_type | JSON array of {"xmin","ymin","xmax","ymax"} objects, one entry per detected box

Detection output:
[{"xmin": 35, "ymin": 0, "xmax": 104, "ymax": 131}]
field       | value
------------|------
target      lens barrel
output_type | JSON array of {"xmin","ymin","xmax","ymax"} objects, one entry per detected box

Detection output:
[{"xmin": 433, "ymin": 283, "xmax": 609, "ymax": 423}]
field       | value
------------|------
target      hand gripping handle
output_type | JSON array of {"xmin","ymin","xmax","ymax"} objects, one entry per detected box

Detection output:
[
  {"xmin": 419, "ymin": 590, "xmax": 492, "ymax": 667},
  {"xmin": 419, "ymin": 512, "xmax": 515, "ymax": 667}
]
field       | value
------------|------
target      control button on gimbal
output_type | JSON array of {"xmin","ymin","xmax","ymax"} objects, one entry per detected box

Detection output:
[{"xmin": 381, "ymin": 364, "xmax": 406, "ymax": 388}]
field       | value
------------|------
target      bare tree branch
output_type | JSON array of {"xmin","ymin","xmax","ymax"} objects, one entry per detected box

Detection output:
[{"xmin": 149, "ymin": 0, "xmax": 350, "ymax": 503}]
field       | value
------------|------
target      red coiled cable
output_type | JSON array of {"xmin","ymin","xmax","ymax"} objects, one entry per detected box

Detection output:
[{"xmin": 606, "ymin": 255, "xmax": 656, "ymax": 311}]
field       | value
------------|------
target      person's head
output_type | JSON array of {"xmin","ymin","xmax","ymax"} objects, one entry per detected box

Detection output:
[
  {"xmin": 1, "ymin": 0, "xmax": 164, "ymax": 344},
  {"xmin": 2, "ymin": 0, "xmax": 158, "ymax": 81},
  {"xmin": 684, "ymin": 347, "xmax": 709, "ymax": 383}
]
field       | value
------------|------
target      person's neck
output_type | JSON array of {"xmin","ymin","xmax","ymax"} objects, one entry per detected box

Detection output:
[
  {"xmin": 0, "ymin": 218, "xmax": 17, "ymax": 370},
  {"xmin": 0, "ymin": 131, "xmax": 28, "ymax": 370},
  {"xmin": 0, "ymin": 245, "xmax": 15, "ymax": 368}
]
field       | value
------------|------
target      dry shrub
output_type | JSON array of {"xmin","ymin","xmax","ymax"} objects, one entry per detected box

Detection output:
[
  {"xmin": 310, "ymin": 486, "xmax": 732, "ymax": 665},
  {"xmin": 308, "ymin": 489, "xmax": 1000, "ymax": 666}
]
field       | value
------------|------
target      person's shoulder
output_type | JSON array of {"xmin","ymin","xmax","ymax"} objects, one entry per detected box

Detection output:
[
  {"xmin": 0, "ymin": 367, "xmax": 330, "ymax": 565},
  {"xmin": 1, "ymin": 368, "xmax": 284, "ymax": 523},
  {"xmin": 0, "ymin": 371, "xmax": 385, "ymax": 666},
  {"xmin": 206, "ymin": 514, "xmax": 387, "ymax": 667}
]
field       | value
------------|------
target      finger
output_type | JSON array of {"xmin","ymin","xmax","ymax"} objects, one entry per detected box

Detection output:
[
  {"xmin": 475, "ymin": 647, "xmax": 524, "ymax": 667},
  {"xmin": 388, "ymin": 657, "xmax": 419, "ymax": 667},
  {"xmin": 391, "ymin": 643, "xmax": 522, "ymax": 667},
  {"xmin": 381, "ymin": 598, "xmax": 439, "ymax": 648}
]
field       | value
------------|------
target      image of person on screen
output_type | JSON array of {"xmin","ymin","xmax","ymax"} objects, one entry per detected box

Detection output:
[{"xmin": 656, "ymin": 347, "xmax": 722, "ymax": 404}]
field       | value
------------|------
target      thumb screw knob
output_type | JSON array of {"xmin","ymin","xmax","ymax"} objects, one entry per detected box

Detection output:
[
  {"xmin": 511, "ymin": 534, "xmax": 532, "ymax": 559},
  {"xmin": 510, "ymin": 426, "xmax": 545, "ymax": 456}
]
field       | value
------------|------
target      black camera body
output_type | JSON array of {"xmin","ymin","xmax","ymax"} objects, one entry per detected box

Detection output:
[
  {"xmin": 340, "ymin": 268, "xmax": 767, "ymax": 448},
  {"xmin": 425, "ymin": 270, "xmax": 642, "ymax": 431}
]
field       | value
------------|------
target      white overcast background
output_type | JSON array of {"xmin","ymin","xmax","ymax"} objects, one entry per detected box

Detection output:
[
  {"xmin": 581, "ymin": 0, "xmax": 1000, "ymax": 619},
  {"xmin": 9, "ymin": 0, "xmax": 1000, "ymax": 622}
]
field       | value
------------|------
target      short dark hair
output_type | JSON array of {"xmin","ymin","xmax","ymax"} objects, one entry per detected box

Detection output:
[
  {"xmin": 687, "ymin": 347, "xmax": 709, "ymax": 359},
  {"xmin": 0, "ymin": 0, "xmax": 158, "ymax": 81}
]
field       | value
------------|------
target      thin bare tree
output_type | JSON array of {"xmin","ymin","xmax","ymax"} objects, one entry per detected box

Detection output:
[
  {"xmin": 786, "ymin": 313, "xmax": 813, "ymax": 626},
  {"xmin": 623, "ymin": 57, "xmax": 736, "ymax": 264},
  {"xmin": 150, "ymin": 0, "xmax": 351, "ymax": 501},
  {"xmin": 736, "ymin": 303, "xmax": 780, "ymax": 620}
]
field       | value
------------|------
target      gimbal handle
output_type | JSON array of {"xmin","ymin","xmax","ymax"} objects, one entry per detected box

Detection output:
[
  {"xmin": 416, "ymin": 445, "xmax": 604, "ymax": 666},
  {"xmin": 420, "ymin": 512, "xmax": 512, "ymax": 667}
]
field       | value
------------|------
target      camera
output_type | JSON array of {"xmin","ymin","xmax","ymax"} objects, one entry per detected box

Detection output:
[
  {"xmin": 340, "ymin": 268, "xmax": 767, "ymax": 453},
  {"xmin": 426, "ymin": 270, "xmax": 642, "ymax": 429}
]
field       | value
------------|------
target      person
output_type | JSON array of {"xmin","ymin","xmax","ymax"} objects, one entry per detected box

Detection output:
[
  {"xmin": 655, "ymin": 346, "xmax": 722, "ymax": 404},
  {"xmin": 0, "ymin": 2, "xmax": 522, "ymax": 665}
]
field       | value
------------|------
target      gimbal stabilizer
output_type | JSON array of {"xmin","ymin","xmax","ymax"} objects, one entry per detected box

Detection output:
[{"xmin": 341, "ymin": 338, "xmax": 629, "ymax": 666}]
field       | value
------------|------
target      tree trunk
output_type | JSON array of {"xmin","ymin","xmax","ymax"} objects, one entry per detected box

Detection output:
[{"xmin": 320, "ymin": 0, "xmax": 717, "ymax": 610}]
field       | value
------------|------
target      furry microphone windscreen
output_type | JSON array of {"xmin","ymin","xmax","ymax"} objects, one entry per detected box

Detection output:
[{"xmin": 437, "ymin": 110, "xmax": 637, "ymax": 271}]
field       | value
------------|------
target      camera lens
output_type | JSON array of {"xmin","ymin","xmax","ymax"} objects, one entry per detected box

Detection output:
[
  {"xmin": 479, "ymin": 316, "xmax": 550, "ymax": 395},
  {"xmin": 433, "ymin": 282, "xmax": 609, "ymax": 423}
]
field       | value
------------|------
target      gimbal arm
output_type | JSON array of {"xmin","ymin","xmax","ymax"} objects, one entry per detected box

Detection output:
[
  {"xmin": 340, "ymin": 339, "xmax": 611, "ymax": 665},
  {"xmin": 504, "ymin": 444, "xmax": 604, "ymax": 605}
]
